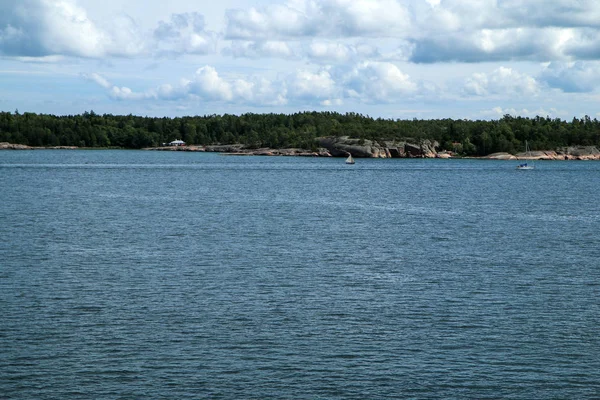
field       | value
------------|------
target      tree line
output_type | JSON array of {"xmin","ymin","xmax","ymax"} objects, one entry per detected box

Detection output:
[{"xmin": 1, "ymin": 110, "xmax": 599, "ymax": 156}]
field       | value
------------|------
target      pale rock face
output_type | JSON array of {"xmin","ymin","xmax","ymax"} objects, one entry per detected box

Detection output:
[
  {"xmin": 316, "ymin": 136, "xmax": 439, "ymax": 158},
  {"xmin": 485, "ymin": 152, "xmax": 517, "ymax": 160},
  {"xmin": 487, "ymin": 146, "xmax": 600, "ymax": 160}
]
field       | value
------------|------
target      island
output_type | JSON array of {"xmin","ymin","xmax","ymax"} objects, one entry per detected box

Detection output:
[{"xmin": 1, "ymin": 111, "xmax": 599, "ymax": 159}]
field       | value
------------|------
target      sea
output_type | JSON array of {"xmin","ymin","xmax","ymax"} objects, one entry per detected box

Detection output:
[{"xmin": 1, "ymin": 150, "xmax": 599, "ymax": 399}]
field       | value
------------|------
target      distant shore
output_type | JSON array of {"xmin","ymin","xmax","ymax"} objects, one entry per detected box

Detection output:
[{"xmin": 2, "ymin": 141, "xmax": 600, "ymax": 160}]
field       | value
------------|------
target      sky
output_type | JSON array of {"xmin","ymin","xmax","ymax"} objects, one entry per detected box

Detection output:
[{"xmin": 2, "ymin": 0, "xmax": 600, "ymax": 120}]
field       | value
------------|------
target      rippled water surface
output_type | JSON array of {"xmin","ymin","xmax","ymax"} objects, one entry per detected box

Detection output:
[{"xmin": 1, "ymin": 150, "xmax": 599, "ymax": 399}]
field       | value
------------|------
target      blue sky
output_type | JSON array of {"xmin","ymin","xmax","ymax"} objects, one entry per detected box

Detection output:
[{"xmin": 1, "ymin": 0, "xmax": 600, "ymax": 120}]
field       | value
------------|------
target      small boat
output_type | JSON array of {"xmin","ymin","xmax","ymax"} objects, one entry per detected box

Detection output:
[
  {"xmin": 345, "ymin": 154, "xmax": 355, "ymax": 164},
  {"xmin": 517, "ymin": 141, "xmax": 535, "ymax": 170}
]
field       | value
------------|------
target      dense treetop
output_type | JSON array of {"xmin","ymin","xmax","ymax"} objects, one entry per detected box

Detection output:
[{"xmin": 1, "ymin": 110, "xmax": 599, "ymax": 156}]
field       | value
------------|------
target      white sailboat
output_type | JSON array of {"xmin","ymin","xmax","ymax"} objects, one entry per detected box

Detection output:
[
  {"xmin": 516, "ymin": 141, "xmax": 535, "ymax": 170},
  {"xmin": 345, "ymin": 154, "xmax": 355, "ymax": 164}
]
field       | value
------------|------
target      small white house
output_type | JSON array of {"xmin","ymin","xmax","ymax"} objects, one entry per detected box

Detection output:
[{"xmin": 169, "ymin": 139, "xmax": 186, "ymax": 146}]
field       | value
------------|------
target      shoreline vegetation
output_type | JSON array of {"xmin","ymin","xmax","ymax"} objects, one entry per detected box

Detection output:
[{"xmin": 1, "ymin": 111, "xmax": 600, "ymax": 159}]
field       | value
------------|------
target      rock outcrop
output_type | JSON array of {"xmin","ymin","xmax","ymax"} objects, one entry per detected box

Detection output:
[
  {"xmin": 0, "ymin": 142, "xmax": 78, "ymax": 150},
  {"xmin": 485, "ymin": 152, "xmax": 517, "ymax": 160},
  {"xmin": 557, "ymin": 146, "xmax": 600, "ymax": 160},
  {"xmin": 485, "ymin": 146, "xmax": 600, "ymax": 160},
  {"xmin": 0, "ymin": 142, "xmax": 30, "ymax": 150},
  {"xmin": 146, "ymin": 144, "xmax": 329, "ymax": 157},
  {"xmin": 316, "ymin": 136, "xmax": 439, "ymax": 158}
]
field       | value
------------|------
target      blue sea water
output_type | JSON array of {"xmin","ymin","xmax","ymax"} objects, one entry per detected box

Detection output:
[{"xmin": 1, "ymin": 150, "xmax": 599, "ymax": 399}]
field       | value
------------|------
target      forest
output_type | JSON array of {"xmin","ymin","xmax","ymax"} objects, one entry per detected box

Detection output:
[{"xmin": 1, "ymin": 110, "xmax": 599, "ymax": 156}]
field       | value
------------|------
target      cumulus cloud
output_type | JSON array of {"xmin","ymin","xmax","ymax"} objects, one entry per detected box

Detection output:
[
  {"xmin": 0, "ymin": 0, "xmax": 148, "ymax": 58},
  {"xmin": 225, "ymin": 4, "xmax": 315, "ymax": 40},
  {"xmin": 153, "ymin": 13, "xmax": 217, "ymax": 55},
  {"xmin": 0, "ymin": 0, "xmax": 106, "ymax": 57},
  {"xmin": 341, "ymin": 61, "xmax": 417, "ymax": 102},
  {"xmin": 224, "ymin": 0, "xmax": 411, "ymax": 40},
  {"xmin": 462, "ymin": 67, "xmax": 540, "ymax": 97},
  {"xmin": 308, "ymin": 42, "xmax": 353, "ymax": 63},
  {"xmin": 83, "ymin": 72, "xmax": 155, "ymax": 100},
  {"xmin": 225, "ymin": 0, "xmax": 579, "ymax": 45},
  {"xmin": 287, "ymin": 69, "xmax": 337, "ymax": 100},
  {"xmin": 220, "ymin": 0, "xmax": 600, "ymax": 64},
  {"xmin": 0, "ymin": 0, "xmax": 217, "ymax": 58},
  {"xmin": 413, "ymin": 0, "xmax": 600, "ymax": 33},
  {"xmin": 109, "ymin": 86, "xmax": 155, "ymax": 101},
  {"xmin": 405, "ymin": 1, "xmax": 600, "ymax": 63},
  {"xmin": 498, "ymin": 0, "xmax": 600, "ymax": 29},
  {"xmin": 6, "ymin": 0, "xmax": 600, "ymax": 66},
  {"xmin": 187, "ymin": 66, "xmax": 234, "ymax": 101},
  {"xmin": 408, "ymin": 28, "xmax": 570, "ymax": 63},
  {"xmin": 85, "ymin": 72, "xmax": 111, "ymax": 89},
  {"xmin": 539, "ymin": 61, "xmax": 600, "ymax": 92},
  {"xmin": 307, "ymin": 41, "xmax": 379, "ymax": 63},
  {"xmin": 223, "ymin": 39, "xmax": 379, "ymax": 62},
  {"xmin": 223, "ymin": 41, "xmax": 295, "ymax": 59},
  {"xmin": 85, "ymin": 61, "xmax": 424, "ymax": 108},
  {"xmin": 86, "ymin": 66, "xmax": 289, "ymax": 106},
  {"xmin": 321, "ymin": 0, "xmax": 411, "ymax": 36}
]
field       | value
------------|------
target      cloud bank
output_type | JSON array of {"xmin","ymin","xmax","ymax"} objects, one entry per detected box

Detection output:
[
  {"xmin": 5, "ymin": 0, "xmax": 600, "ymax": 63},
  {"xmin": 5, "ymin": 0, "xmax": 600, "ymax": 119},
  {"xmin": 0, "ymin": 0, "xmax": 217, "ymax": 58}
]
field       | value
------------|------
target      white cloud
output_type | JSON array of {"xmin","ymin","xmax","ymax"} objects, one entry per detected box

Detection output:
[
  {"xmin": 225, "ymin": 4, "xmax": 314, "ymax": 40},
  {"xmin": 224, "ymin": 0, "xmax": 411, "ymax": 40},
  {"xmin": 153, "ymin": 13, "xmax": 217, "ymax": 55},
  {"xmin": 11, "ymin": 0, "xmax": 600, "ymax": 119},
  {"xmin": 402, "ymin": 1, "xmax": 600, "ymax": 63},
  {"xmin": 224, "ymin": 40, "xmax": 294, "ymax": 59},
  {"xmin": 83, "ymin": 72, "xmax": 155, "ymax": 100},
  {"xmin": 85, "ymin": 72, "xmax": 111, "ymax": 89},
  {"xmin": 498, "ymin": 0, "xmax": 600, "ymax": 29},
  {"xmin": 539, "ymin": 61, "xmax": 600, "ymax": 92},
  {"xmin": 5, "ymin": 0, "xmax": 600, "ymax": 65},
  {"xmin": 288, "ymin": 69, "xmax": 337, "ymax": 100},
  {"xmin": 408, "ymin": 28, "xmax": 572, "ymax": 63},
  {"xmin": 100, "ymin": 14, "xmax": 147, "ymax": 57},
  {"xmin": 0, "ymin": 1, "xmax": 217, "ymax": 58},
  {"xmin": 109, "ymin": 86, "xmax": 155, "ymax": 101},
  {"xmin": 0, "ymin": 0, "xmax": 106, "ymax": 57},
  {"xmin": 86, "ymin": 65, "xmax": 289, "ymax": 106},
  {"xmin": 462, "ymin": 67, "xmax": 540, "ymax": 97},
  {"xmin": 306, "ymin": 41, "xmax": 379, "ymax": 63},
  {"xmin": 308, "ymin": 42, "xmax": 352, "ymax": 63},
  {"xmin": 218, "ymin": 0, "xmax": 600, "ymax": 64},
  {"xmin": 321, "ymin": 0, "xmax": 411, "ymax": 36},
  {"xmin": 85, "ymin": 61, "xmax": 425, "ymax": 108},
  {"xmin": 342, "ymin": 61, "xmax": 417, "ymax": 102},
  {"xmin": 187, "ymin": 66, "xmax": 233, "ymax": 101}
]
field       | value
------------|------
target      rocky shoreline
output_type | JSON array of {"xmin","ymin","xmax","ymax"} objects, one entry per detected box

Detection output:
[
  {"xmin": 484, "ymin": 146, "xmax": 600, "ymax": 161},
  {"xmin": 3, "ymin": 139, "xmax": 600, "ymax": 160},
  {"xmin": 1, "ymin": 142, "xmax": 78, "ymax": 150},
  {"xmin": 145, "ymin": 137, "xmax": 600, "ymax": 160},
  {"xmin": 143, "ymin": 136, "xmax": 444, "ymax": 158}
]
